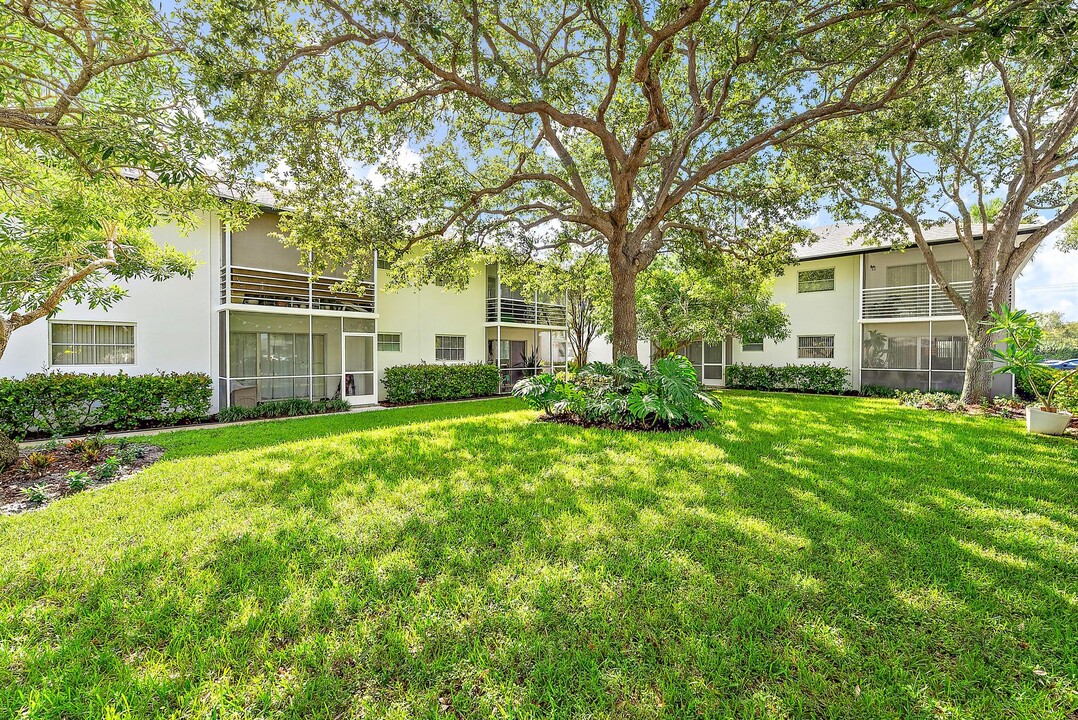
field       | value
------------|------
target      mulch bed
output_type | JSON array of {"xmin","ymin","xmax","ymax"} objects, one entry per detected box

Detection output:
[
  {"xmin": 536, "ymin": 413, "xmax": 700, "ymax": 433},
  {"xmin": 1, "ymin": 441, "xmax": 164, "ymax": 515},
  {"xmin": 904, "ymin": 397, "xmax": 1077, "ymax": 439}
]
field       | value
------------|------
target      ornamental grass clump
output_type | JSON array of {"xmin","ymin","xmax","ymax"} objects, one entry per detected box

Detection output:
[{"xmin": 513, "ymin": 355, "xmax": 719, "ymax": 430}]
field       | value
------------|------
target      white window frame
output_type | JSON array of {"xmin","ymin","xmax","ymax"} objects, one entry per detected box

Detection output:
[
  {"xmin": 435, "ymin": 334, "xmax": 466, "ymax": 362},
  {"xmin": 797, "ymin": 268, "xmax": 836, "ymax": 293},
  {"xmin": 798, "ymin": 335, "xmax": 835, "ymax": 359},
  {"xmin": 741, "ymin": 340, "xmax": 764, "ymax": 352},
  {"xmin": 377, "ymin": 332, "xmax": 402, "ymax": 352},
  {"xmin": 49, "ymin": 321, "xmax": 137, "ymax": 367}
]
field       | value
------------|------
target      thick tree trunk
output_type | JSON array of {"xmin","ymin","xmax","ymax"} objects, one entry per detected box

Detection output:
[
  {"xmin": 960, "ymin": 313, "xmax": 994, "ymax": 404},
  {"xmin": 609, "ymin": 258, "xmax": 640, "ymax": 361}
]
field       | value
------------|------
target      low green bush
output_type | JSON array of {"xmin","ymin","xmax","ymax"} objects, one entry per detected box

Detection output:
[
  {"xmin": 1017, "ymin": 369, "xmax": 1078, "ymax": 413},
  {"xmin": 514, "ymin": 355, "xmax": 719, "ymax": 430},
  {"xmin": 382, "ymin": 363, "xmax": 501, "ymax": 404},
  {"xmin": 66, "ymin": 470, "xmax": 92, "ymax": 492},
  {"xmin": 0, "ymin": 372, "xmax": 211, "ymax": 439},
  {"xmin": 860, "ymin": 384, "xmax": 898, "ymax": 398},
  {"xmin": 217, "ymin": 398, "xmax": 351, "ymax": 423},
  {"xmin": 726, "ymin": 363, "xmax": 849, "ymax": 395}
]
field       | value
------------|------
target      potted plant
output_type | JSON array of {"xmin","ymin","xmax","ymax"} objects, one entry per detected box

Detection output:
[{"xmin": 988, "ymin": 305, "xmax": 1077, "ymax": 436}]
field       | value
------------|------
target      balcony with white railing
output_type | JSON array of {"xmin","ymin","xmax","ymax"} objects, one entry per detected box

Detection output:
[
  {"xmin": 221, "ymin": 266, "xmax": 375, "ymax": 313},
  {"xmin": 861, "ymin": 281, "xmax": 971, "ymax": 320},
  {"xmin": 485, "ymin": 295, "xmax": 567, "ymax": 327}
]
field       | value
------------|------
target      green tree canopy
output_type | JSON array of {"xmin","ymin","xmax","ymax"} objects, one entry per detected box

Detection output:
[
  {"xmin": 637, "ymin": 257, "xmax": 788, "ymax": 358},
  {"xmin": 184, "ymin": 0, "xmax": 1024, "ymax": 359},
  {"xmin": 800, "ymin": 41, "xmax": 1078, "ymax": 402},
  {"xmin": 0, "ymin": 0, "xmax": 246, "ymax": 360}
]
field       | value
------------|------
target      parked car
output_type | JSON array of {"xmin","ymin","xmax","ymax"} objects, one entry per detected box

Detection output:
[{"xmin": 1042, "ymin": 358, "xmax": 1078, "ymax": 370}]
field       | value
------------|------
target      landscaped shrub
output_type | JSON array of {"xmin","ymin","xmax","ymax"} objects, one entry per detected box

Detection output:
[
  {"xmin": 0, "ymin": 372, "xmax": 212, "ymax": 440},
  {"xmin": 896, "ymin": 389, "xmax": 962, "ymax": 410},
  {"xmin": 896, "ymin": 389, "xmax": 1028, "ymax": 420},
  {"xmin": 382, "ymin": 363, "xmax": 501, "ymax": 404},
  {"xmin": 0, "ymin": 435, "xmax": 17, "ymax": 470},
  {"xmin": 726, "ymin": 363, "xmax": 849, "ymax": 395},
  {"xmin": 860, "ymin": 384, "xmax": 898, "ymax": 398},
  {"xmin": 217, "ymin": 398, "xmax": 351, "ymax": 423},
  {"xmin": 1017, "ymin": 369, "xmax": 1078, "ymax": 413},
  {"xmin": 514, "ymin": 355, "xmax": 719, "ymax": 430}
]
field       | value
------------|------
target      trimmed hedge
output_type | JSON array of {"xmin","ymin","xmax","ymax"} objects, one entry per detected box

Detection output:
[
  {"xmin": 217, "ymin": 398, "xmax": 351, "ymax": 423},
  {"xmin": 382, "ymin": 363, "xmax": 501, "ymax": 404},
  {"xmin": 0, "ymin": 371, "xmax": 211, "ymax": 439},
  {"xmin": 726, "ymin": 363, "xmax": 849, "ymax": 395}
]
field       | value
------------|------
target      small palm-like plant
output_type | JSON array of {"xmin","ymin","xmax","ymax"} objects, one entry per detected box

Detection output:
[
  {"xmin": 21, "ymin": 483, "xmax": 48, "ymax": 504},
  {"xmin": 66, "ymin": 470, "xmax": 92, "ymax": 492},
  {"xmin": 863, "ymin": 330, "xmax": 888, "ymax": 369},
  {"xmin": 988, "ymin": 305, "xmax": 1077, "ymax": 413},
  {"xmin": 21, "ymin": 451, "xmax": 56, "ymax": 477}
]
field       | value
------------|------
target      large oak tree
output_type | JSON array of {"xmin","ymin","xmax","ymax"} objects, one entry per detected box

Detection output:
[
  {"xmin": 187, "ymin": 0, "xmax": 1022, "ymax": 359},
  {"xmin": 803, "ymin": 48, "xmax": 1078, "ymax": 403}
]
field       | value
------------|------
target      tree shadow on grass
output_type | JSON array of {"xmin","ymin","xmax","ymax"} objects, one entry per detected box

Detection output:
[{"xmin": 1, "ymin": 392, "xmax": 1076, "ymax": 718}]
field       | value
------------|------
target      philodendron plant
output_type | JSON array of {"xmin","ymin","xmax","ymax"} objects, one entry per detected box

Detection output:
[{"xmin": 988, "ymin": 305, "xmax": 1077, "ymax": 413}]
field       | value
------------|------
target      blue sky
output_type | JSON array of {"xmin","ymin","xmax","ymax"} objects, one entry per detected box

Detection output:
[{"xmin": 1015, "ymin": 233, "xmax": 1078, "ymax": 319}]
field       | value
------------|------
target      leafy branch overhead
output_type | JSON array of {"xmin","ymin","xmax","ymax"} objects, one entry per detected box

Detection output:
[
  {"xmin": 187, "ymin": 0, "xmax": 1027, "ymax": 358},
  {"xmin": 0, "ymin": 0, "xmax": 248, "ymax": 361},
  {"xmin": 800, "ymin": 33, "xmax": 1078, "ymax": 403}
]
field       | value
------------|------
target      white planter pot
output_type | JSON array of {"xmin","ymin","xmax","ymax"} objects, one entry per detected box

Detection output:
[{"xmin": 1025, "ymin": 406, "xmax": 1073, "ymax": 436}]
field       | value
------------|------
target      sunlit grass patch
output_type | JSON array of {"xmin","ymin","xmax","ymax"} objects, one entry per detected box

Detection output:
[{"xmin": 0, "ymin": 392, "xmax": 1075, "ymax": 719}]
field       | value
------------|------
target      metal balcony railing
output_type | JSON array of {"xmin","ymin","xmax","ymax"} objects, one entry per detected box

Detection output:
[
  {"xmin": 485, "ymin": 296, "xmax": 567, "ymax": 325},
  {"xmin": 861, "ymin": 281, "xmax": 971, "ymax": 320},
  {"xmin": 221, "ymin": 266, "xmax": 375, "ymax": 313}
]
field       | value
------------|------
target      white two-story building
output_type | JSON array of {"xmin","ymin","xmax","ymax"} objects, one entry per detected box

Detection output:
[
  {"xmin": 669, "ymin": 223, "xmax": 1036, "ymax": 397},
  {"xmin": 0, "ymin": 210, "xmax": 1034, "ymax": 408},
  {"xmin": 1, "ymin": 207, "xmax": 569, "ymax": 411}
]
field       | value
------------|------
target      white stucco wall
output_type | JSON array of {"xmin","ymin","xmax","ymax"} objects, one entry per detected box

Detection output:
[
  {"xmin": 729, "ymin": 254, "xmax": 862, "ymax": 388},
  {"xmin": 375, "ymin": 263, "xmax": 489, "ymax": 399},
  {"xmin": 585, "ymin": 337, "xmax": 652, "ymax": 365},
  {"xmin": 0, "ymin": 212, "xmax": 222, "ymax": 407}
]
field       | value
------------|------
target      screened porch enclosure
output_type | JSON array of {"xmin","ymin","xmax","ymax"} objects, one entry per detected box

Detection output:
[
  {"xmin": 860, "ymin": 320, "xmax": 1010, "ymax": 394},
  {"xmin": 486, "ymin": 327, "xmax": 569, "ymax": 392},
  {"xmin": 218, "ymin": 310, "xmax": 376, "ymax": 408},
  {"xmin": 684, "ymin": 340, "xmax": 729, "ymax": 384}
]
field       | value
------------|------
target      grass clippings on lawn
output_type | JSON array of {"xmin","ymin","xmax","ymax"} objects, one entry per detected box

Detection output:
[{"xmin": 0, "ymin": 393, "xmax": 1075, "ymax": 719}]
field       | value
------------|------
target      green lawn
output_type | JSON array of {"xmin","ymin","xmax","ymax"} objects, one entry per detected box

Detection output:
[{"xmin": 1, "ymin": 393, "xmax": 1076, "ymax": 719}]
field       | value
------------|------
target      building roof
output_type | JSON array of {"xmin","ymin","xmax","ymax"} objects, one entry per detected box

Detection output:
[{"xmin": 796, "ymin": 222, "xmax": 1043, "ymax": 260}]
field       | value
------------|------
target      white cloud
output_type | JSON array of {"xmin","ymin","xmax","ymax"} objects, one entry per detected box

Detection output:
[
  {"xmin": 259, "ymin": 158, "xmax": 297, "ymax": 191},
  {"xmin": 1015, "ymin": 229, "xmax": 1078, "ymax": 319},
  {"xmin": 365, "ymin": 142, "xmax": 422, "ymax": 189}
]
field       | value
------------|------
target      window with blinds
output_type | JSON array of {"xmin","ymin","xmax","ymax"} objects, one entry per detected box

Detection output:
[
  {"xmin": 798, "ymin": 268, "xmax": 835, "ymax": 293},
  {"xmin": 50, "ymin": 322, "xmax": 135, "ymax": 366},
  {"xmin": 798, "ymin": 335, "xmax": 835, "ymax": 359},
  {"xmin": 435, "ymin": 335, "xmax": 465, "ymax": 361},
  {"xmin": 377, "ymin": 333, "xmax": 402, "ymax": 351},
  {"xmin": 886, "ymin": 259, "xmax": 972, "ymax": 287}
]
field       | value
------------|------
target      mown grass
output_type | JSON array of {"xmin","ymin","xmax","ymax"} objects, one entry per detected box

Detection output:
[{"xmin": 0, "ymin": 393, "xmax": 1076, "ymax": 719}]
